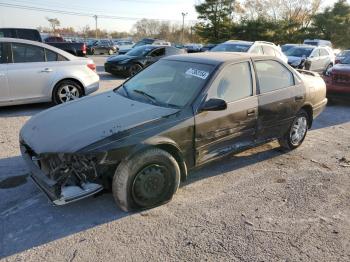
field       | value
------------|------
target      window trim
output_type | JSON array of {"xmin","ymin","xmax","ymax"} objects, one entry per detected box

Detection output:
[
  {"xmin": 252, "ymin": 58, "xmax": 296, "ymax": 95},
  {"xmin": 206, "ymin": 59, "xmax": 256, "ymax": 104}
]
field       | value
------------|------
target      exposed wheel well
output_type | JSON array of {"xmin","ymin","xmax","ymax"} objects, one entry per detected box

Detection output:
[
  {"xmin": 52, "ymin": 78, "xmax": 85, "ymax": 100},
  {"xmin": 155, "ymin": 144, "xmax": 188, "ymax": 182},
  {"xmin": 301, "ymin": 105, "xmax": 313, "ymax": 128}
]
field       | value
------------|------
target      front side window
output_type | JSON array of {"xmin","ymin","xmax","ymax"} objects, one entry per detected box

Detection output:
[
  {"xmin": 311, "ymin": 49, "xmax": 320, "ymax": 57},
  {"xmin": 117, "ymin": 60, "xmax": 214, "ymax": 108},
  {"xmin": 320, "ymin": 49, "xmax": 329, "ymax": 56},
  {"xmin": 285, "ymin": 47, "xmax": 314, "ymax": 58},
  {"xmin": 255, "ymin": 60, "xmax": 294, "ymax": 93},
  {"xmin": 208, "ymin": 62, "xmax": 253, "ymax": 103},
  {"xmin": 250, "ymin": 45, "xmax": 263, "ymax": 54},
  {"xmin": 12, "ymin": 43, "xmax": 45, "ymax": 63}
]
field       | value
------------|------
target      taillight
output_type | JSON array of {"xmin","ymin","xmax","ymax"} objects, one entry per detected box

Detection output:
[
  {"xmin": 87, "ymin": 62, "xmax": 96, "ymax": 72},
  {"xmin": 82, "ymin": 44, "xmax": 87, "ymax": 55}
]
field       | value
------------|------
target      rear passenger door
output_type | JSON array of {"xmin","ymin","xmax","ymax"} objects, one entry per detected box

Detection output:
[
  {"xmin": 7, "ymin": 42, "xmax": 55, "ymax": 101},
  {"xmin": 195, "ymin": 61, "xmax": 258, "ymax": 164},
  {"xmin": 254, "ymin": 59, "xmax": 304, "ymax": 141}
]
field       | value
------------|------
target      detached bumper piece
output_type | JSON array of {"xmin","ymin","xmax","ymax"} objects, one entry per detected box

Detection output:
[{"xmin": 20, "ymin": 143, "xmax": 103, "ymax": 205}]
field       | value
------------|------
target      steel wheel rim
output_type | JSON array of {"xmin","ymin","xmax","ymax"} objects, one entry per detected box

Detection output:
[
  {"xmin": 58, "ymin": 85, "xmax": 80, "ymax": 103},
  {"xmin": 290, "ymin": 116, "xmax": 307, "ymax": 146},
  {"xmin": 132, "ymin": 164, "xmax": 171, "ymax": 207}
]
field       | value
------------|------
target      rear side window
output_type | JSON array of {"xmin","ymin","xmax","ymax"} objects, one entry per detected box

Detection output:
[
  {"xmin": 45, "ymin": 48, "xmax": 68, "ymax": 61},
  {"xmin": 255, "ymin": 60, "xmax": 294, "ymax": 93},
  {"xmin": 11, "ymin": 43, "xmax": 45, "ymax": 63},
  {"xmin": 262, "ymin": 46, "xmax": 275, "ymax": 56},
  {"xmin": 150, "ymin": 48, "xmax": 165, "ymax": 57},
  {"xmin": 208, "ymin": 62, "xmax": 253, "ymax": 103}
]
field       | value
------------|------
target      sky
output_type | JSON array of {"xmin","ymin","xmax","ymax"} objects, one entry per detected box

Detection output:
[{"xmin": 0, "ymin": 0, "xmax": 343, "ymax": 33}]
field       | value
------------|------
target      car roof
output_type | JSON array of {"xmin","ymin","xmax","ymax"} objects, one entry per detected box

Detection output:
[
  {"xmin": 163, "ymin": 52, "xmax": 263, "ymax": 66},
  {"xmin": 0, "ymin": 37, "xmax": 78, "ymax": 60}
]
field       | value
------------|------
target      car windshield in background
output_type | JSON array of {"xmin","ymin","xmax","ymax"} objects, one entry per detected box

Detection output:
[
  {"xmin": 285, "ymin": 47, "xmax": 313, "ymax": 57},
  {"xmin": 282, "ymin": 45, "xmax": 295, "ymax": 53},
  {"xmin": 211, "ymin": 43, "xmax": 251, "ymax": 52},
  {"xmin": 304, "ymin": 41, "xmax": 318, "ymax": 46},
  {"xmin": 116, "ymin": 60, "xmax": 214, "ymax": 108},
  {"xmin": 340, "ymin": 56, "xmax": 350, "ymax": 64},
  {"xmin": 126, "ymin": 46, "xmax": 154, "ymax": 57},
  {"xmin": 338, "ymin": 50, "xmax": 350, "ymax": 57}
]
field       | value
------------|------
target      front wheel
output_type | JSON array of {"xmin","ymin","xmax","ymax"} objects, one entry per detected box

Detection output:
[
  {"xmin": 112, "ymin": 148, "xmax": 181, "ymax": 212},
  {"xmin": 279, "ymin": 109, "xmax": 309, "ymax": 150}
]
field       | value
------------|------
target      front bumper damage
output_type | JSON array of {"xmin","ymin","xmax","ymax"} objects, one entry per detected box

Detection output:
[{"xmin": 20, "ymin": 142, "xmax": 105, "ymax": 205}]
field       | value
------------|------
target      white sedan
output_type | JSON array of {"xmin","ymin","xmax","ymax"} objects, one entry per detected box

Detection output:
[{"xmin": 0, "ymin": 38, "xmax": 99, "ymax": 107}]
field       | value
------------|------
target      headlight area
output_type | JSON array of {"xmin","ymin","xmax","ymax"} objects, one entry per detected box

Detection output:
[{"xmin": 37, "ymin": 152, "xmax": 117, "ymax": 205}]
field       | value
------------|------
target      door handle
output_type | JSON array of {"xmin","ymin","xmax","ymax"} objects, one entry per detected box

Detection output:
[
  {"xmin": 295, "ymin": 96, "xmax": 304, "ymax": 101},
  {"xmin": 247, "ymin": 109, "xmax": 256, "ymax": 116},
  {"xmin": 40, "ymin": 68, "xmax": 53, "ymax": 73}
]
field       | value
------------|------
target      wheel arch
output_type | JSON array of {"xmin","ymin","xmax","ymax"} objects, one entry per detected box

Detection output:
[
  {"xmin": 300, "ymin": 104, "xmax": 313, "ymax": 128},
  {"xmin": 52, "ymin": 78, "xmax": 86, "ymax": 101}
]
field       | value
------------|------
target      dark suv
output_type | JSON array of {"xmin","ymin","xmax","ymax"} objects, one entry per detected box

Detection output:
[{"xmin": 0, "ymin": 28, "xmax": 42, "ymax": 42}]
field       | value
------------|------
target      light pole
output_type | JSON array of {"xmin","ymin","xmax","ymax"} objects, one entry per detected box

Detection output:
[
  {"xmin": 181, "ymin": 12, "xmax": 188, "ymax": 44},
  {"xmin": 93, "ymin": 15, "xmax": 98, "ymax": 39}
]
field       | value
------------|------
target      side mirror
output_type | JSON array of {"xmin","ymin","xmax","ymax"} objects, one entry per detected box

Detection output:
[{"xmin": 200, "ymin": 98, "xmax": 227, "ymax": 112}]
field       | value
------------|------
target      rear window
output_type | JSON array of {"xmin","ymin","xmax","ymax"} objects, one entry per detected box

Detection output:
[{"xmin": 17, "ymin": 29, "xmax": 41, "ymax": 42}]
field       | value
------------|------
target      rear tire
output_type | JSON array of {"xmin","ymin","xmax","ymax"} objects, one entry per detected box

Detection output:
[
  {"xmin": 279, "ymin": 109, "xmax": 309, "ymax": 150},
  {"xmin": 112, "ymin": 148, "xmax": 180, "ymax": 212},
  {"xmin": 53, "ymin": 80, "xmax": 83, "ymax": 105}
]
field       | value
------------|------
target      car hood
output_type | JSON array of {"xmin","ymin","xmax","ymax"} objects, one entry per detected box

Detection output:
[
  {"xmin": 20, "ymin": 91, "xmax": 179, "ymax": 154},
  {"xmin": 288, "ymin": 56, "xmax": 304, "ymax": 64},
  {"xmin": 107, "ymin": 54, "xmax": 136, "ymax": 63}
]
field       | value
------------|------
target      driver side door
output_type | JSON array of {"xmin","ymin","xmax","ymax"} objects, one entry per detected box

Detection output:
[{"xmin": 195, "ymin": 61, "xmax": 258, "ymax": 165}]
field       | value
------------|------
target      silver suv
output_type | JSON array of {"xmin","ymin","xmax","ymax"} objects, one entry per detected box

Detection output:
[{"xmin": 211, "ymin": 40, "xmax": 288, "ymax": 63}]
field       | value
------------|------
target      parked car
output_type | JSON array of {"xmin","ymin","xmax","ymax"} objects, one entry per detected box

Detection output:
[
  {"xmin": 281, "ymin": 44, "xmax": 300, "ymax": 53},
  {"xmin": 105, "ymin": 45, "xmax": 184, "ymax": 77},
  {"xmin": 0, "ymin": 38, "xmax": 99, "ymax": 107},
  {"xmin": 0, "ymin": 28, "xmax": 42, "ymax": 42},
  {"xmin": 285, "ymin": 45, "xmax": 334, "ymax": 73},
  {"xmin": 303, "ymin": 39, "xmax": 333, "ymax": 48},
  {"xmin": 47, "ymin": 41, "xmax": 87, "ymax": 57},
  {"xmin": 20, "ymin": 52, "xmax": 327, "ymax": 211},
  {"xmin": 87, "ymin": 40, "xmax": 116, "ymax": 55},
  {"xmin": 184, "ymin": 44, "xmax": 203, "ymax": 53},
  {"xmin": 114, "ymin": 40, "xmax": 134, "ymax": 52},
  {"xmin": 335, "ymin": 50, "xmax": 350, "ymax": 64},
  {"xmin": 201, "ymin": 44, "xmax": 217, "ymax": 52},
  {"xmin": 118, "ymin": 38, "xmax": 168, "ymax": 55},
  {"xmin": 211, "ymin": 40, "xmax": 288, "ymax": 63},
  {"xmin": 324, "ymin": 56, "xmax": 350, "ymax": 99}
]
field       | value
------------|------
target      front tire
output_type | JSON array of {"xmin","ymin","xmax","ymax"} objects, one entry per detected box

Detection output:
[
  {"xmin": 279, "ymin": 109, "xmax": 309, "ymax": 150},
  {"xmin": 53, "ymin": 80, "xmax": 83, "ymax": 105},
  {"xmin": 112, "ymin": 148, "xmax": 180, "ymax": 212}
]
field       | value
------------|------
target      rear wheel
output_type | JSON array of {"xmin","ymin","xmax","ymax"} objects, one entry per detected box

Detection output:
[
  {"xmin": 53, "ymin": 80, "xmax": 83, "ymax": 105},
  {"xmin": 279, "ymin": 109, "xmax": 309, "ymax": 150},
  {"xmin": 112, "ymin": 148, "xmax": 180, "ymax": 211}
]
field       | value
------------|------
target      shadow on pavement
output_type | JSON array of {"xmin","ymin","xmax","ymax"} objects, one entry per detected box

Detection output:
[{"xmin": 0, "ymin": 143, "xmax": 285, "ymax": 259}]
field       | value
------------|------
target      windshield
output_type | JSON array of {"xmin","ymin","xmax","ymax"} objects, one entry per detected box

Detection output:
[
  {"xmin": 281, "ymin": 45, "xmax": 295, "ymax": 53},
  {"xmin": 338, "ymin": 50, "xmax": 350, "ymax": 57},
  {"xmin": 126, "ymin": 46, "xmax": 154, "ymax": 57},
  {"xmin": 285, "ymin": 47, "xmax": 313, "ymax": 57},
  {"xmin": 211, "ymin": 43, "xmax": 251, "ymax": 52},
  {"xmin": 304, "ymin": 41, "xmax": 318, "ymax": 46},
  {"xmin": 116, "ymin": 60, "xmax": 214, "ymax": 108},
  {"xmin": 341, "ymin": 56, "xmax": 350, "ymax": 64}
]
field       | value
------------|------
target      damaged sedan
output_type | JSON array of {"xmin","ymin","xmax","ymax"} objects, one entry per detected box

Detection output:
[{"xmin": 20, "ymin": 52, "xmax": 327, "ymax": 211}]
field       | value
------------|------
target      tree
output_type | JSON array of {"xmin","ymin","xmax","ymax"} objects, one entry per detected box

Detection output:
[
  {"xmin": 311, "ymin": 0, "xmax": 350, "ymax": 48},
  {"xmin": 46, "ymin": 17, "xmax": 61, "ymax": 33},
  {"xmin": 194, "ymin": 0, "xmax": 237, "ymax": 43}
]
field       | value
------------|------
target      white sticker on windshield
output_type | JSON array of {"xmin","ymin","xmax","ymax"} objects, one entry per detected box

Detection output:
[{"xmin": 185, "ymin": 68, "xmax": 209, "ymax": 80}]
